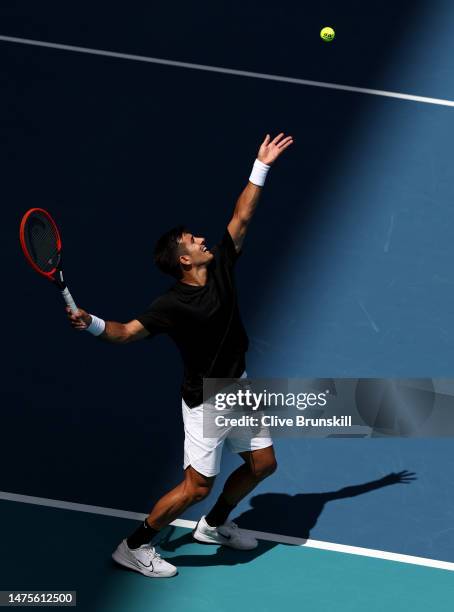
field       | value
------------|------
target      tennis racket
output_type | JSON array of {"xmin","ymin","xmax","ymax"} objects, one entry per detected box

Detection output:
[{"xmin": 19, "ymin": 208, "xmax": 78, "ymax": 314}]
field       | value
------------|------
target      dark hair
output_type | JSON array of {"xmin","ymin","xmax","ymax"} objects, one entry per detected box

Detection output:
[{"xmin": 153, "ymin": 225, "xmax": 188, "ymax": 279}]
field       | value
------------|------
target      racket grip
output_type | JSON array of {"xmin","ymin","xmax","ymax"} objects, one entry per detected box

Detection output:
[{"xmin": 61, "ymin": 287, "xmax": 78, "ymax": 314}]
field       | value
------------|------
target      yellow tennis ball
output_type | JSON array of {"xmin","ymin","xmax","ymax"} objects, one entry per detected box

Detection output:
[{"xmin": 320, "ymin": 27, "xmax": 335, "ymax": 42}]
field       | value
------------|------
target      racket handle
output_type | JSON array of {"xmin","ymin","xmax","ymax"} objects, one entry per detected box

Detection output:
[{"xmin": 61, "ymin": 287, "xmax": 78, "ymax": 314}]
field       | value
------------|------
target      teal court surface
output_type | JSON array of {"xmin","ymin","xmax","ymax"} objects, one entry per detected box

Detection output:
[{"xmin": 1, "ymin": 494, "xmax": 454, "ymax": 612}]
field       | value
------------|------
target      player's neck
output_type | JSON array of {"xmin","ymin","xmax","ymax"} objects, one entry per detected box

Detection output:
[{"xmin": 180, "ymin": 265, "xmax": 208, "ymax": 287}]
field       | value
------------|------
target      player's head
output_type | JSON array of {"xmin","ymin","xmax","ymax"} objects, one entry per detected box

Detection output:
[{"xmin": 154, "ymin": 226, "xmax": 213, "ymax": 279}]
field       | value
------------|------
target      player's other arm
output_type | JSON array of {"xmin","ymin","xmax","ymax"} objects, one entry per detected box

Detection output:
[
  {"xmin": 227, "ymin": 132, "xmax": 293, "ymax": 253},
  {"xmin": 66, "ymin": 307, "xmax": 149, "ymax": 343}
]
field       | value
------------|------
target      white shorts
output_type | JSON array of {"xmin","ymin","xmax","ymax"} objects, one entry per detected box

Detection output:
[{"xmin": 182, "ymin": 372, "xmax": 273, "ymax": 477}]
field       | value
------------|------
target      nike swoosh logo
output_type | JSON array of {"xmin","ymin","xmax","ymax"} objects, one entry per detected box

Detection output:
[{"xmin": 137, "ymin": 559, "xmax": 153, "ymax": 568}]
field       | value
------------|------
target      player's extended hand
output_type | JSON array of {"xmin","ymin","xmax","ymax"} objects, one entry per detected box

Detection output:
[
  {"xmin": 66, "ymin": 306, "xmax": 91, "ymax": 331},
  {"xmin": 257, "ymin": 132, "xmax": 294, "ymax": 165}
]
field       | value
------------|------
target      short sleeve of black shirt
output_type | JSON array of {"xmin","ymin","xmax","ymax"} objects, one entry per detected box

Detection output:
[
  {"xmin": 136, "ymin": 296, "xmax": 174, "ymax": 339},
  {"xmin": 217, "ymin": 228, "xmax": 241, "ymax": 268}
]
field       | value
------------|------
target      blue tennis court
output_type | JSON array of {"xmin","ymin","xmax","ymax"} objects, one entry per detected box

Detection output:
[{"xmin": 2, "ymin": 1, "xmax": 454, "ymax": 610}]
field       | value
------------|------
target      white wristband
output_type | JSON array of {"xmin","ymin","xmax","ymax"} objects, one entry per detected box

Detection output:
[
  {"xmin": 249, "ymin": 159, "xmax": 270, "ymax": 187},
  {"xmin": 87, "ymin": 314, "xmax": 106, "ymax": 336}
]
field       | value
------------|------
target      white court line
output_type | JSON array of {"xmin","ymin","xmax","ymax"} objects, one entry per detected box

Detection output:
[
  {"xmin": 1, "ymin": 490, "xmax": 453, "ymax": 572},
  {"xmin": 1, "ymin": 34, "xmax": 454, "ymax": 108}
]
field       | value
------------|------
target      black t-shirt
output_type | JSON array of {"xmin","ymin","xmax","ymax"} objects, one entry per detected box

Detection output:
[{"xmin": 137, "ymin": 229, "xmax": 249, "ymax": 407}]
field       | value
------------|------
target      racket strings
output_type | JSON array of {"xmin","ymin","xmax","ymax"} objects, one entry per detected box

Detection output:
[{"xmin": 23, "ymin": 213, "xmax": 60, "ymax": 273}]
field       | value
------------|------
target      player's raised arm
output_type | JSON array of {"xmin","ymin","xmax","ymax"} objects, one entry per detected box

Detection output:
[
  {"xmin": 227, "ymin": 132, "xmax": 293, "ymax": 252},
  {"xmin": 66, "ymin": 307, "xmax": 149, "ymax": 343}
]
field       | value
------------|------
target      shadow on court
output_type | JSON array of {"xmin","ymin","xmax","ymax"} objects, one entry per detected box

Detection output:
[
  {"xmin": 157, "ymin": 527, "xmax": 279, "ymax": 567},
  {"xmin": 156, "ymin": 471, "xmax": 416, "ymax": 566},
  {"xmin": 234, "ymin": 471, "xmax": 416, "ymax": 539}
]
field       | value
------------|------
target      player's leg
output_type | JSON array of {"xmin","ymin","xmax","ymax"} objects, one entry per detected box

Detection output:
[
  {"xmin": 112, "ymin": 466, "xmax": 214, "ymax": 578},
  {"xmin": 218, "ymin": 445, "xmax": 277, "ymax": 506},
  {"xmin": 113, "ymin": 394, "xmax": 224, "ymax": 576},
  {"xmin": 205, "ymin": 446, "xmax": 277, "ymax": 525},
  {"xmin": 124, "ymin": 466, "xmax": 214, "ymax": 547},
  {"xmin": 145, "ymin": 465, "xmax": 215, "ymax": 530},
  {"xmin": 193, "ymin": 445, "xmax": 277, "ymax": 549}
]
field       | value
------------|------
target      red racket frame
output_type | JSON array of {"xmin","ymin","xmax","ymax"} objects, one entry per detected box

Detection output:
[{"xmin": 19, "ymin": 207, "xmax": 62, "ymax": 281}]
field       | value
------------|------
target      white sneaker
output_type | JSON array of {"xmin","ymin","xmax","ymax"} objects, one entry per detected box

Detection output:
[
  {"xmin": 193, "ymin": 516, "xmax": 258, "ymax": 550},
  {"xmin": 112, "ymin": 539, "xmax": 177, "ymax": 578}
]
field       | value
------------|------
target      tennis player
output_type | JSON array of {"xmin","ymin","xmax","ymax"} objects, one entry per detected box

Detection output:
[{"xmin": 67, "ymin": 132, "xmax": 293, "ymax": 577}]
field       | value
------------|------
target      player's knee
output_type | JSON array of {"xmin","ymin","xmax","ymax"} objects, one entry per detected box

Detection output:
[
  {"xmin": 189, "ymin": 484, "xmax": 211, "ymax": 503},
  {"xmin": 183, "ymin": 467, "xmax": 214, "ymax": 505},
  {"xmin": 252, "ymin": 458, "xmax": 278, "ymax": 481},
  {"xmin": 183, "ymin": 479, "xmax": 212, "ymax": 504}
]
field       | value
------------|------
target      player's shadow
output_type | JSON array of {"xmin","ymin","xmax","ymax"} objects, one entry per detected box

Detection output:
[
  {"xmin": 234, "ymin": 470, "xmax": 416, "ymax": 538},
  {"xmin": 158, "ymin": 470, "xmax": 415, "ymax": 566}
]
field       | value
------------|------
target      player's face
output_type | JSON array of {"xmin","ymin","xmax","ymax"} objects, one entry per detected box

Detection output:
[{"xmin": 179, "ymin": 232, "xmax": 214, "ymax": 266}]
